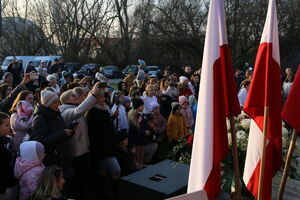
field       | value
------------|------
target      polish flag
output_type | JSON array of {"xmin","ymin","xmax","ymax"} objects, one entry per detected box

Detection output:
[
  {"xmin": 187, "ymin": 0, "xmax": 240, "ymax": 199},
  {"xmin": 282, "ymin": 65, "xmax": 300, "ymax": 132},
  {"xmin": 242, "ymin": 0, "xmax": 282, "ymax": 199}
]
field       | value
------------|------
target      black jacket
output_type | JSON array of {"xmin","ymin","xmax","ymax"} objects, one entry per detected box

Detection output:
[
  {"xmin": 86, "ymin": 106, "xmax": 116, "ymax": 162},
  {"xmin": 0, "ymin": 136, "xmax": 17, "ymax": 194},
  {"xmin": 115, "ymin": 145, "xmax": 136, "ymax": 176},
  {"xmin": 30, "ymin": 104, "xmax": 73, "ymax": 179}
]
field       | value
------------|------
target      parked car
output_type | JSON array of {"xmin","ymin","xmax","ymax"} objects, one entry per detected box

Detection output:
[
  {"xmin": 122, "ymin": 65, "xmax": 138, "ymax": 77},
  {"xmin": 146, "ymin": 65, "xmax": 161, "ymax": 78},
  {"xmin": 76, "ymin": 63, "xmax": 99, "ymax": 76},
  {"xmin": 103, "ymin": 65, "xmax": 122, "ymax": 78},
  {"xmin": 1, "ymin": 56, "xmax": 37, "ymax": 71},
  {"xmin": 66, "ymin": 62, "xmax": 81, "ymax": 73}
]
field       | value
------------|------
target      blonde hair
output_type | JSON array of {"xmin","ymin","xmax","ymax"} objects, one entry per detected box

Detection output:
[
  {"xmin": 31, "ymin": 166, "xmax": 62, "ymax": 200},
  {"xmin": 60, "ymin": 90, "xmax": 74, "ymax": 104},
  {"xmin": 145, "ymin": 84, "xmax": 155, "ymax": 96},
  {"xmin": 73, "ymin": 87, "xmax": 87, "ymax": 97}
]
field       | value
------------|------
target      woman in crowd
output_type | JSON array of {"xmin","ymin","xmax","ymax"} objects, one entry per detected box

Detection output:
[
  {"xmin": 139, "ymin": 113, "xmax": 158, "ymax": 164},
  {"xmin": 160, "ymin": 78, "xmax": 178, "ymax": 100},
  {"xmin": 178, "ymin": 76, "xmax": 193, "ymax": 97},
  {"xmin": 14, "ymin": 141, "xmax": 45, "ymax": 200},
  {"xmin": 1, "ymin": 72, "xmax": 14, "ymax": 87},
  {"xmin": 10, "ymin": 91, "xmax": 35, "ymax": 152},
  {"xmin": 86, "ymin": 90, "xmax": 120, "ymax": 197},
  {"xmin": 0, "ymin": 112, "xmax": 18, "ymax": 200},
  {"xmin": 178, "ymin": 95, "xmax": 194, "ymax": 130},
  {"xmin": 47, "ymin": 74, "xmax": 61, "ymax": 95},
  {"xmin": 128, "ymin": 98, "xmax": 145, "ymax": 168},
  {"xmin": 118, "ymin": 81, "xmax": 128, "ymax": 96},
  {"xmin": 30, "ymin": 166, "xmax": 66, "ymax": 200},
  {"xmin": 30, "ymin": 90, "xmax": 74, "ymax": 182},
  {"xmin": 283, "ymin": 71, "xmax": 294, "ymax": 101},
  {"xmin": 190, "ymin": 74, "xmax": 200, "ymax": 99},
  {"xmin": 167, "ymin": 103, "xmax": 189, "ymax": 142},
  {"xmin": 0, "ymin": 74, "xmax": 30, "ymax": 114},
  {"xmin": 59, "ymin": 84, "xmax": 98, "ymax": 199},
  {"xmin": 0, "ymin": 84, "xmax": 13, "ymax": 102},
  {"xmin": 150, "ymin": 102, "xmax": 166, "ymax": 141},
  {"xmin": 142, "ymin": 84, "xmax": 158, "ymax": 114}
]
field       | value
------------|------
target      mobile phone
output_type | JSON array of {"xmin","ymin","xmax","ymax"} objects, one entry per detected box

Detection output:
[
  {"xmin": 69, "ymin": 120, "xmax": 79, "ymax": 129},
  {"xmin": 30, "ymin": 72, "xmax": 39, "ymax": 80}
]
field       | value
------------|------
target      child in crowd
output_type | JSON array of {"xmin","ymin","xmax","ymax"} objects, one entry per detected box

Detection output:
[
  {"xmin": 167, "ymin": 103, "xmax": 189, "ymax": 142},
  {"xmin": 150, "ymin": 102, "xmax": 166, "ymax": 141},
  {"xmin": 9, "ymin": 90, "xmax": 34, "ymax": 152},
  {"xmin": 179, "ymin": 95, "xmax": 194, "ymax": 130},
  {"xmin": 128, "ymin": 98, "xmax": 145, "ymax": 168},
  {"xmin": 0, "ymin": 112, "xmax": 18, "ymax": 200},
  {"xmin": 140, "ymin": 113, "xmax": 158, "ymax": 164},
  {"xmin": 142, "ymin": 84, "xmax": 158, "ymax": 114},
  {"xmin": 115, "ymin": 132, "xmax": 137, "ymax": 176},
  {"xmin": 30, "ymin": 166, "xmax": 66, "ymax": 200},
  {"xmin": 14, "ymin": 141, "xmax": 45, "ymax": 200}
]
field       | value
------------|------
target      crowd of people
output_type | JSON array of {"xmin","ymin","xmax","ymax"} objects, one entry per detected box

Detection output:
[{"xmin": 0, "ymin": 58, "xmax": 296, "ymax": 200}]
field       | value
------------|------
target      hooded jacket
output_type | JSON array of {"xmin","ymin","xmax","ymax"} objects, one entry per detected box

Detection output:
[{"xmin": 14, "ymin": 157, "xmax": 44, "ymax": 200}]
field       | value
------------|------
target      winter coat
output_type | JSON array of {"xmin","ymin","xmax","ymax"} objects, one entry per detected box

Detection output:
[
  {"xmin": 11, "ymin": 113, "xmax": 34, "ymax": 152},
  {"xmin": 167, "ymin": 114, "xmax": 188, "ymax": 142},
  {"xmin": 14, "ymin": 157, "xmax": 45, "ymax": 200},
  {"xmin": 59, "ymin": 95, "xmax": 96, "ymax": 158},
  {"xmin": 30, "ymin": 104, "xmax": 73, "ymax": 179},
  {"xmin": 181, "ymin": 107, "xmax": 194, "ymax": 129},
  {"xmin": 0, "ymin": 136, "xmax": 17, "ymax": 194},
  {"xmin": 153, "ymin": 112, "xmax": 166, "ymax": 135},
  {"xmin": 86, "ymin": 105, "xmax": 116, "ymax": 162}
]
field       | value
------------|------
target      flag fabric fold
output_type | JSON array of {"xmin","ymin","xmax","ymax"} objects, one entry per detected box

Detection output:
[
  {"xmin": 187, "ymin": 0, "xmax": 240, "ymax": 199},
  {"xmin": 242, "ymin": 0, "xmax": 282, "ymax": 199},
  {"xmin": 282, "ymin": 65, "xmax": 300, "ymax": 132}
]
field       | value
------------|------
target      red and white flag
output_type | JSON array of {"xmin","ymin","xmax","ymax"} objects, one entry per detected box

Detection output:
[
  {"xmin": 243, "ymin": 0, "xmax": 282, "ymax": 199},
  {"xmin": 282, "ymin": 65, "xmax": 300, "ymax": 132},
  {"xmin": 187, "ymin": 0, "xmax": 240, "ymax": 199}
]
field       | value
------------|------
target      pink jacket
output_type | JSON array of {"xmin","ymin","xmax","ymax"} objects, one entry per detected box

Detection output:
[
  {"xmin": 181, "ymin": 107, "xmax": 194, "ymax": 129},
  {"xmin": 14, "ymin": 157, "xmax": 45, "ymax": 200}
]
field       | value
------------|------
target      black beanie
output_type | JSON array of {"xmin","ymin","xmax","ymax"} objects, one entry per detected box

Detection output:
[{"xmin": 132, "ymin": 98, "xmax": 144, "ymax": 109}]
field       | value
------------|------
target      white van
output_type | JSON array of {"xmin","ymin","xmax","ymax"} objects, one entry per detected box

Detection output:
[
  {"xmin": 1, "ymin": 56, "xmax": 37, "ymax": 71},
  {"xmin": 33, "ymin": 56, "xmax": 62, "ymax": 69}
]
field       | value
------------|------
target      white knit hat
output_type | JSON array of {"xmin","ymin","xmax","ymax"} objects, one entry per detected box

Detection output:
[
  {"xmin": 41, "ymin": 90, "xmax": 59, "ymax": 107},
  {"xmin": 179, "ymin": 76, "xmax": 188, "ymax": 84},
  {"xmin": 47, "ymin": 74, "xmax": 57, "ymax": 82},
  {"xmin": 20, "ymin": 141, "xmax": 45, "ymax": 161}
]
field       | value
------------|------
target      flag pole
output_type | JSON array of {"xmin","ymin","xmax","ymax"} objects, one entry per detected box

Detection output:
[
  {"xmin": 258, "ymin": 106, "xmax": 270, "ymax": 200},
  {"xmin": 277, "ymin": 129, "xmax": 298, "ymax": 200},
  {"xmin": 229, "ymin": 116, "xmax": 242, "ymax": 199}
]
